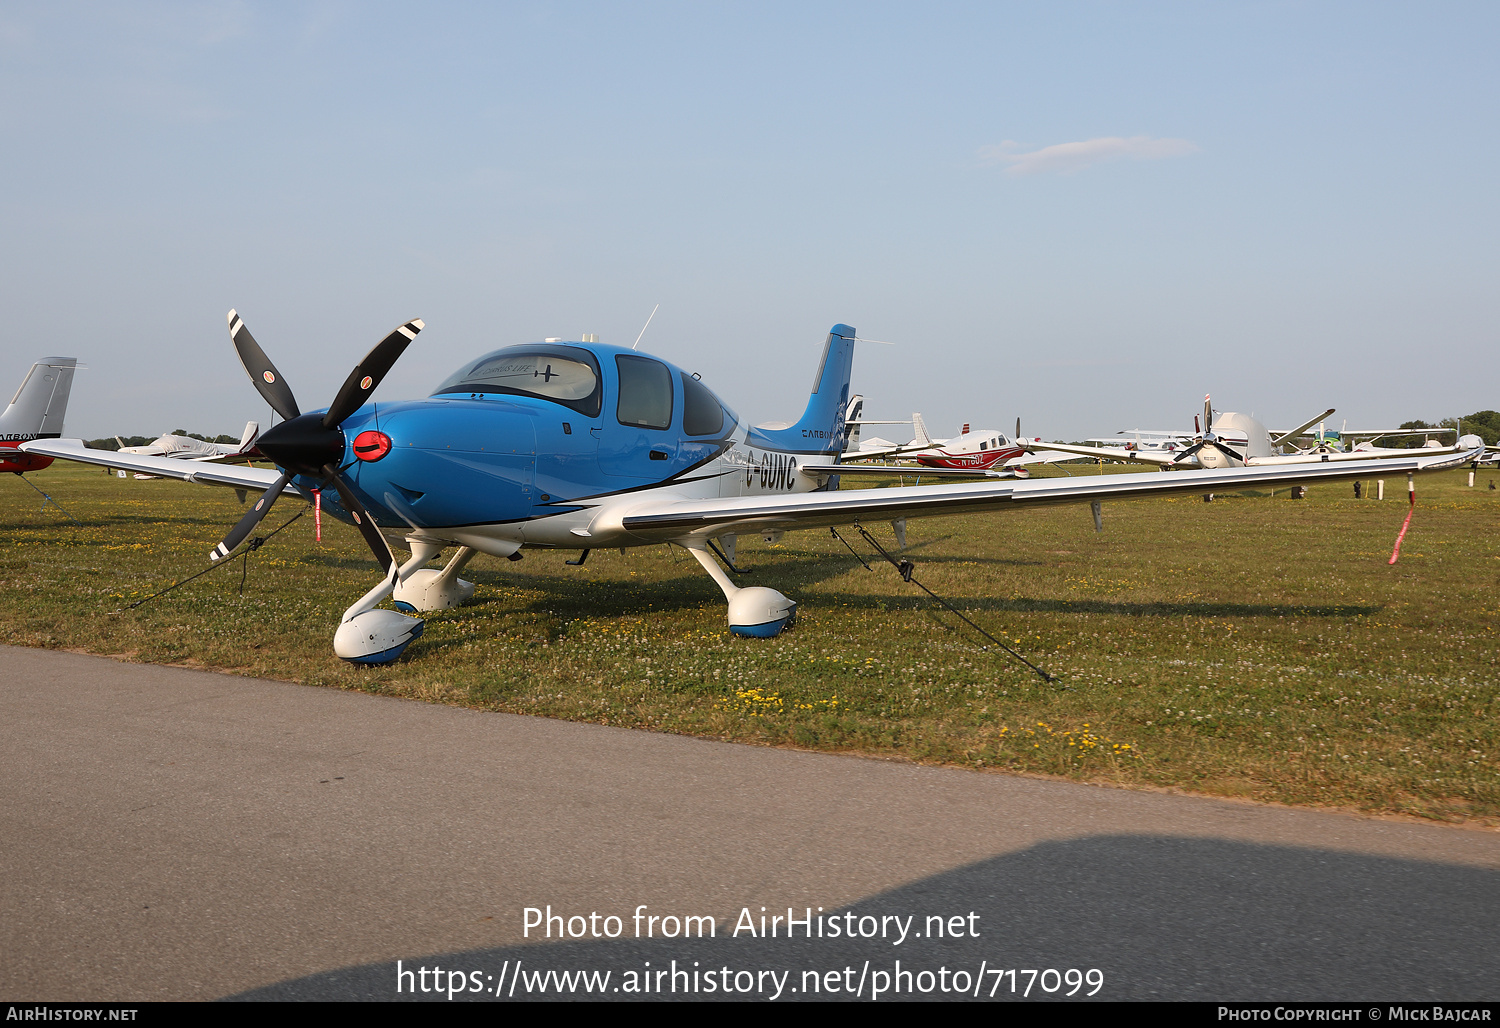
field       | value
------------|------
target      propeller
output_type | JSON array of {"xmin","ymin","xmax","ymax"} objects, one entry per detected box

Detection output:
[
  {"xmin": 1172, "ymin": 394, "xmax": 1245, "ymax": 466},
  {"xmin": 209, "ymin": 310, "xmax": 423, "ymax": 567}
]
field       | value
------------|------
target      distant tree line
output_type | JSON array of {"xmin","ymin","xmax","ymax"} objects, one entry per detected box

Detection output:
[
  {"xmin": 1394, "ymin": 411, "xmax": 1500, "ymax": 447},
  {"xmin": 83, "ymin": 430, "xmax": 241, "ymax": 451}
]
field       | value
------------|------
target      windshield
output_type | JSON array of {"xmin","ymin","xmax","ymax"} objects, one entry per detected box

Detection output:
[{"xmin": 432, "ymin": 346, "xmax": 602, "ymax": 418}]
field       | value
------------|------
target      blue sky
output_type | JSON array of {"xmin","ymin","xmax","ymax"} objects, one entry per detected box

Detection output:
[{"xmin": 2, "ymin": 2, "xmax": 1496, "ymax": 440}]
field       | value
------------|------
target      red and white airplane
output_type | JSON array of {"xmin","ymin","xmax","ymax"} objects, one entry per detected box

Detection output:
[
  {"xmin": 0, "ymin": 357, "xmax": 78, "ymax": 474},
  {"xmin": 842, "ymin": 412, "xmax": 1048, "ymax": 477}
]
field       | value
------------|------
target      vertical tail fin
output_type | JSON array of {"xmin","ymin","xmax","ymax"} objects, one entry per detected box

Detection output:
[
  {"xmin": 0, "ymin": 358, "xmax": 77, "ymax": 440},
  {"xmin": 911, "ymin": 412, "xmax": 932, "ymax": 447},
  {"xmin": 747, "ymin": 324, "xmax": 857, "ymax": 453}
]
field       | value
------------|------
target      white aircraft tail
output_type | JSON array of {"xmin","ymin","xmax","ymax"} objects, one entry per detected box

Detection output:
[
  {"xmin": 0, "ymin": 358, "xmax": 78, "ymax": 441},
  {"xmin": 1269, "ymin": 408, "xmax": 1337, "ymax": 451},
  {"xmin": 840, "ymin": 396, "xmax": 864, "ymax": 453},
  {"xmin": 236, "ymin": 420, "xmax": 260, "ymax": 453},
  {"xmin": 911, "ymin": 412, "xmax": 932, "ymax": 447}
]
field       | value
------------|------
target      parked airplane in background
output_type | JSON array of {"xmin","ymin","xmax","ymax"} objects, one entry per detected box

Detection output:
[
  {"xmin": 110, "ymin": 423, "xmax": 262, "ymax": 479},
  {"xmin": 1085, "ymin": 431, "xmax": 1191, "ymax": 454},
  {"xmin": 25, "ymin": 318, "xmax": 1477, "ymax": 665},
  {"xmin": 848, "ymin": 416, "xmax": 1043, "ymax": 473},
  {"xmin": 1312, "ymin": 421, "xmax": 1460, "ymax": 453},
  {"xmin": 116, "ymin": 422, "xmax": 260, "ymax": 462},
  {"xmin": 0, "ymin": 357, "xmax": 78, "ymax": 474},
  {"xmin": 1030, "ymin": 397, "xmax": 1480, "ymax": 470}
]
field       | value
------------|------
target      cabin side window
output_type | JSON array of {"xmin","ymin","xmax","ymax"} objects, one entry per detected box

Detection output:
[
  {"xmin": 681, "ymin": 373, "xmax": 725, "ymax": 436},
  {"xmin": 615, "ymin": 355, "xmax": 673, "ymax": 430}
]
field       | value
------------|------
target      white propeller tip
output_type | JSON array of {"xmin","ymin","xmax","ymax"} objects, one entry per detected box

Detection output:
[
  {"xmin": 412, "ymin": 319, "xmax": 425, "ymax": 330},
  {"xmin": 226, "ymin": 309, "xmax": 238, "ymax": 324}
]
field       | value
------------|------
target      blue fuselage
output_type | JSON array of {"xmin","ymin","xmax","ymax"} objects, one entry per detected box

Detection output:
[{"xmin": 282, "ymin": 331, "xmax": 857, "ymax": 555}]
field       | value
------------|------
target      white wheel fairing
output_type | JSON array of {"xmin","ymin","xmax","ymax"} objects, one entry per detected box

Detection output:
[
  {"xmin": 334, "ymin": 609, "xmax": 425, "ymax": 664},
  {"xmin": 728, "ymin": 587, "xmax": 798, "ymax": 638}
]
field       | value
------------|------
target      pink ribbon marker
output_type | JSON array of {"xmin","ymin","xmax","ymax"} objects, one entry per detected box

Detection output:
[{"xmin": 1387, "ymin": 476, "xmax": 1415, "ymax": 565}]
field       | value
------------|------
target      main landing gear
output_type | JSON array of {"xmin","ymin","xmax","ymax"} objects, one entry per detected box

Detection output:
[{"xmin": 687, "ymin": 539, "xmax": 797, "ymax": 638}]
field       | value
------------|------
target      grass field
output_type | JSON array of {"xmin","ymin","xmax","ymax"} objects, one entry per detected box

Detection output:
[{"xmin": 3, "ymin": 460, "xmax": 1497, "ymax": 822}]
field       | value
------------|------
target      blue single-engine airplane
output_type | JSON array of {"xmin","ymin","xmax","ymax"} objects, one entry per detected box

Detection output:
[{"xmin": 24, "ymin": 312, "xmax": 1480, "ymax": 664}]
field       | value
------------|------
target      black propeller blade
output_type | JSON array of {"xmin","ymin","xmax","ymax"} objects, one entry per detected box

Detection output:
[
  {"xmin": 327, "ymin": 466, "xmax": 397, "ymax": 575},
  {"xmin": 228, "ymin": 310, "xmax": 300, "ymax": 422},
  {"xmin": 209, "ymin": 469, "xmax": 295, "ymax": 562},
  {"xmin": 1171, "ymin": 436, "xmax": 1245, "ymax": 466},
  {"xmin": 1209, "ymin": 440, "xmax": 1246, "ymax": 463},
  {"xmin": 1172, "ymin": 441, "xmax": 1206, "ymax": 464},
  {"xmin": 323, "ymin": 319, "xmax": 424, "ymax": 430}
]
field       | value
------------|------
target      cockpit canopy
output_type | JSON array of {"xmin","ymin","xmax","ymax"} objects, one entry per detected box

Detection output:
[
  {"xmin": 431, "ymin": 343, "xmax": 737, "ymax": 436},
  {"xmin": 431, "ymin": 345, "xmax": 603, "ymax": 418}
]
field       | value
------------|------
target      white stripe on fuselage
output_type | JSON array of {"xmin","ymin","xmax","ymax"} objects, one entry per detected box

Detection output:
[{"xmin": 385, "ymin": 422, "xmax": 830, "ymax": 558}]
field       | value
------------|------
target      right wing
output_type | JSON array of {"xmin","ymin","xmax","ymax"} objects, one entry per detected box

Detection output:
[{"xmin": 616, "ymin": 447, "xmax": 1479, "ymax": 543}]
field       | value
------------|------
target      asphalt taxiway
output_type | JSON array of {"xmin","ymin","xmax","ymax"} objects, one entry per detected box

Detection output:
[{"xmin": 2, "ymin": 646, "xmax": 1496, "ymax": 1001}]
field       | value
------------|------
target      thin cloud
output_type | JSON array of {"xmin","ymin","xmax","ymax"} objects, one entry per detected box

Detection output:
[{"xmin": 979, "ymin": 136, "xmax": 1199, "ymax": 176}]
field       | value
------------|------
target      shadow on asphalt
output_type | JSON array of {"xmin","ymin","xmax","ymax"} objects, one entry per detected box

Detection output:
[{"xmin": 229, "ymin": 833, "xmax": 1500, "ymax": 1001}]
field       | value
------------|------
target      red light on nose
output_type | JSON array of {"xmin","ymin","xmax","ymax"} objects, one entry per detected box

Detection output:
[{"xmin": 353, "ymin": 430, "xmax": 392, "ymax": 462}]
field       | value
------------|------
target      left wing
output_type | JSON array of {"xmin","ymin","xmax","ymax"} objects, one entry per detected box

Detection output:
[
  {"xmin": 20, "ymin": 439, "xmax": 293, "ymax": 493},
  {"xmin": 617, "ymin": 447, "xmax": 1480, "ymax": 543}
]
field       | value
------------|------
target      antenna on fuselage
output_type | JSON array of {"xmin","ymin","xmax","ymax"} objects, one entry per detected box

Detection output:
[{"xmin": 632, "ymin": 304, "xmax": 660, "ymax": 351}]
